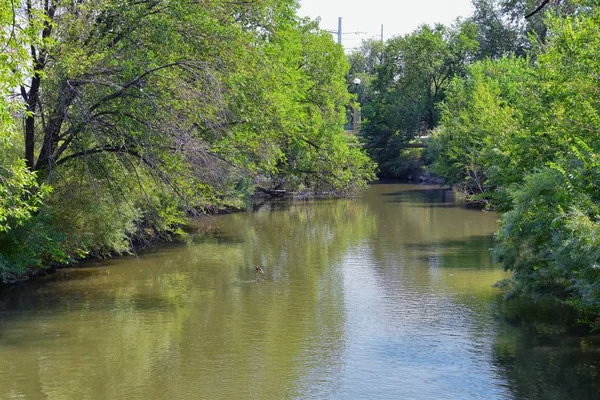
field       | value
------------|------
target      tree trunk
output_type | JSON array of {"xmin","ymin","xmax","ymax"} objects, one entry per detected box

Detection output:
[
  {"xmin": 24, "ymin": 75, "xmax": 41, "ymax": 169},
  {"xmin": 35, "ymin": 82, "xmax": 77, "ymax": 171},
  {"xmin": 23, "ymin": 0, "xmax": 55, "ymax": 170}
]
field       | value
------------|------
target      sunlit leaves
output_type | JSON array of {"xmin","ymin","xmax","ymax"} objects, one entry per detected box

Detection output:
[
  {"xmin": 431, "ymin": 6, "xmax": 600, "ymax": 327},
  {"xmin": 360, "ymin": 22, "xmax": 479, "ymax": 177},
  {"xmin": 0, "ymin": 0, "xmax": 375, "ymax": 278}
]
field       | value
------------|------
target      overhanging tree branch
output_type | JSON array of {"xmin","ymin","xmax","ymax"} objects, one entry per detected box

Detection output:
[
  {"xmin": 525, "ymin": 0, "xmax": 551, "ymax": 19},
  {"xmin": 55, "ymin": 146, "xmax": 144, "ymax": 166},
  {"xmin": 88, "ymin": 61, "xmax": 186, "ymax": 113}
]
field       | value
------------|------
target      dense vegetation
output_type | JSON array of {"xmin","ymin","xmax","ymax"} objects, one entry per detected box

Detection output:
[
  {"xmin": 357, "ymin": 22, "xmax": 479, "ymax": 177},
  {"xmin": 432, "ymin": 1, "xmax": 600, "ymax": 329},
  {"xmin": 0, "ymin": 0, "xmax": 375, "ymax": 280},
  {"xmin": 2, "ymin": 0, "xmax": 600, "ymax": 330},
  {"xmin": 350, "ymin": 0, "xmax": 582, "ymax": 178},
  {"xmin": 351, "ymin": 0, "xmax": 600, "ymax": 328}
]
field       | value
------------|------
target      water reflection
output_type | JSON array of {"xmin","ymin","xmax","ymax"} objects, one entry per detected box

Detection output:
[
  {"xmin": 493, "ymin": 312, "xmax": 600, "ymax": 400},
  {"xmin": 0, "ymin": 184, "xmax": 598, "ymax": 399}
]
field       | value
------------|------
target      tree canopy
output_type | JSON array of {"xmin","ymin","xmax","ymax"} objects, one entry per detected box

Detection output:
[
  {"xmin": 0, "ymin": 0, "xmax": 375, "ymax": 280},
  {"xmin": 358, "ymin": 22, "xmax": 478, "ymax": 177},
  {"xmin": 430, "ymin": 2, "xmax": 600, "ymax": 328}
]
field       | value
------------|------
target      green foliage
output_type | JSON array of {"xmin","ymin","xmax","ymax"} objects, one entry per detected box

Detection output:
[
  {"xmin": 360, "ymin": 22, "xmax": 479, "ymax": 177},
  {"xmin": 0, "ymin": 0, "xmax": 49, "ymax": 233},
  {"xmin": 431, "ymin": 5, "xmax": 600, "ymax": 327},
  {"xmin": 347, "ymin": 39, "xmax": 385, "ymax": 107},
  {"xmin": 218, "ymin": 16, "xmax": 376, "ymax": 193},
  {"xmin": 0, "ymin": 0, "xmax": 375, "ymax": 280},
  {"xmin": 494, "ymin": 146, "xmax": 600, "ymax": 328},
  {"xmin": 0, "ymin": 214, "xmax": 70, "ymax": 281},
  {"xmin": 433, "ymin": 6, "xmax": 600, "ymax": 203},
  {"xmin": 470, "ymin": 0, "xmax": 526, "ymax": 58},
  {"xmin": 471, "ymin": 0, "xmax": 594, "ymax": 58},
  {"xmin": 0, "ymin": 156, "xmax": 49, "ymax": 232},
  {"xmin": 0, "ymin": 0, "xmax": 63, "ymax": 280},
  {"xmin": 357, "ymin": 0, "xmax": 595, "ymax": 180},
  {"xmin": 429, "ymin": 57, "xmax": 535, "ymax": 208}
]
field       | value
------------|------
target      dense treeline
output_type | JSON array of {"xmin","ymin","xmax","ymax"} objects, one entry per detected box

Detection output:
[
  {"xmin": 432, "ymin": 1, "xmax": 600, "ymax": 329},
  {"xmin": 357, "ymin": 23, "xmax": 479, "ymax": 177},
  {"xmin": 351, "ymin": 0, "xmax": 600, "ymax": 328},
  {"xmin": 350, "ymin": 0, "xmax": 584, "ymax": 178},
  {"xmin": 0, "ymin": 0, "xmax": 375, "ymax": 280}
]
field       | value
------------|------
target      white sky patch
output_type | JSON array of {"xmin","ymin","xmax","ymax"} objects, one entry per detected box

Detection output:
[{"xmin": 298, "ymin": 0, "xmax": 474, "ymax": 50}]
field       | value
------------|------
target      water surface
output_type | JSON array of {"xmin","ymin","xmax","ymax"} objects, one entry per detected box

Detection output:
[{"xmin": 0, "ymin": 184, "xmax": 599, "ymax": 399}]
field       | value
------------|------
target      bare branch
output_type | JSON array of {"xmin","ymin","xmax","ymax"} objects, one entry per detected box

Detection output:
[
  {"xmin": 55, "ymin": 146, "xmax": 143, "ymax": 166},
  {"xmin": 525, "ymin": 0, "xmax": 551, "ymax": 19},
  {"xmin": 88, "ymin": 61, "xmax": 186, "ymax": 113}
]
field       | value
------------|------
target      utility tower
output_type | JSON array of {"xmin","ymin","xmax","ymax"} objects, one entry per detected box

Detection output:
[{"xmin": 327, "ymin": 18, "xmax": 368, "ymax": 48}]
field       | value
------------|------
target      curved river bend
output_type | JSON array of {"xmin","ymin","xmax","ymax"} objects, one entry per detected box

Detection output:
[{"xmin": 0, "ymin": 184, "xmax": 599, "ymax": 399}]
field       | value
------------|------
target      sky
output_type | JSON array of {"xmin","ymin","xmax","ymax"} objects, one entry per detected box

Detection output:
[{"xmin": 298, "ymin": 0, "xmax": 474, "ymax": 51}]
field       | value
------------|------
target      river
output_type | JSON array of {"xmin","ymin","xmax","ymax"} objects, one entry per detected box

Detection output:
[{"xmin": 0, "ymin": 184, "xmax": 598, "ymax": 399}]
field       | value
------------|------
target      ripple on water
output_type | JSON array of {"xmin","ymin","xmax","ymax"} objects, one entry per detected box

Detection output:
[{"xmin": 0, "ymin": 184, "xmax": 599, "ymax": 399}]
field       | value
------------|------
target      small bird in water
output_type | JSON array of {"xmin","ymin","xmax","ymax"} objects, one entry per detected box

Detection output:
[{"xmin": 255, "ymin": 266, "xmax": 264, "ymax": 274}]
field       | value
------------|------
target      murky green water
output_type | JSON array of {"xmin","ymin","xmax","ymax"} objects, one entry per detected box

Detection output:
[{"xmin": 0, "ymin": 184, "xmax": 599, "ymax": 399}]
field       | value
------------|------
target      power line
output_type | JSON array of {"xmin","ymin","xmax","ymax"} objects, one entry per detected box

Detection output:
[
  {"xmin": 325, "ymin": 30, "xmax": 369, "ymax": 35},
  {"xmin": 324, "ymin": 17, "xmax": 385, "ymax": 47}
]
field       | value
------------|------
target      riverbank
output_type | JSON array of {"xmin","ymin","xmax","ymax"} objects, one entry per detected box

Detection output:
[{"xmin": 0, "ymin": 188, "xmax": 364, "ymax": 286}]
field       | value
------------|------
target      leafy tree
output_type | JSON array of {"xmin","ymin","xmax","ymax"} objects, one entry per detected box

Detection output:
[
  {"xmin": 348, "ymin": 39, "xmax": 386, "ymax": 76},
  {"xmin": 220, "ymin": 16, "xmax": 375, "ymax": 193},
  {"xmin": 361, "ymin": 22, "xmax": 479, "ymax": 177},
  {"xmin": 0, "ymin": 0, "xmax": 49, "ymax": 233},
  {"xmin": 347, "ymin": 38, "xmax": 385, "ymax": 107},
  {"xmin": 494, "ymin": 145, "xmax": 600, "ymax": 329},
  {"xmin": 0, "ymin": 0, "xmax": 375, "ymax": 279},
  {"xmin": 494, "ymin": 7, "xmax": 600, "ymax": 327},
  {"xmin": 470, "ymin": 0, "xmax": 525, "ymax": 58},
  {"xmin": 429, "ymin": 57, "xmax": 536, "ymax": 208},
  {"xmin": 7, "ymin": 0, "xmax": 371, "ymax": 193},
  {"xmin": 431, "ymin": 5, "xmax": 600, "ymax": 327},
  {"xmin": 470, "ymin": 0, "xmax": 595, "ymax": 58}
]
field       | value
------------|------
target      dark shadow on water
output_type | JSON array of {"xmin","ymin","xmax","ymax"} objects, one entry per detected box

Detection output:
[
  {"xmin": 249, "ymin": 197, "xmax": 347, "ymax": 213},
  {"xmin": 382, "ymin": 187, "xmax": 456, "ymax": 203},
  {"xmin": 0, "ymin": 262, "xmax": 186, "ymax": 337},
  {"xmin": 0, "ymin": 286, "xmax": 179, "ymax": 314},
  {"xmin": 408, "ymin": 235, "xmax": 494, "ymax": 250},
  {"xmin": 52, "ymin": 268, "xmax": 113, "ymax": 281},
  {"xmin": 409, "ymin": 235, "xmax": 497, "ymax": 269},
  {"xmin": 0, "ymin": 289, "xmax": 182, "ymax": 344},
  {"xmin": 381, "ymin": 188, "xmax": 452, "ymax": 198},
  {"xmin": 381, "ymin": 187, "xmax": 487, "ymax": 210},
  {"xmin": 490, "ymin": 297, "xmax": 600, "ymax": 399},
  {"xmin": 401, "ymin": 202, "xmax": 461, "ymax": 209},
  {"xmin": 191, "ymin": 234, "xmax": 245, "ymax": 245}
]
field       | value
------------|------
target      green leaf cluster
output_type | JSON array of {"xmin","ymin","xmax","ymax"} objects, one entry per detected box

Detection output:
[
  {"xmin": 430, "ymin": 4, "xmax": 600, "ymax": 327},
  {"xmin": 359, "ymin": 22, "xmax": 479, "ymax": 177},
  {"xmin": 0, "ymin": 0, "xmax": 49, "ymax": 234},
  {"xmin": 0, "ymin": 0, "xmax": 375, "ymax": 279}
]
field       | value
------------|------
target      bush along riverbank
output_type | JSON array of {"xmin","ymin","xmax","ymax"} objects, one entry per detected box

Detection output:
[
  {"xmin": 0, "ymin": 1, "xmax": 375, "ymax": 283},
  {"xmin": 429, "ymin": 4, "xmax": 600, "ymax": 330}
]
